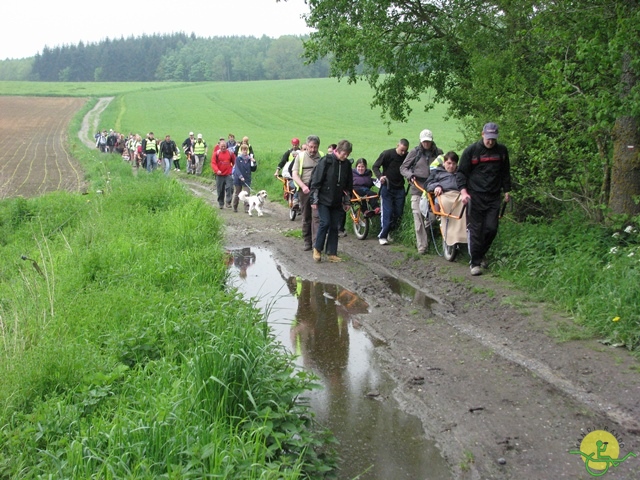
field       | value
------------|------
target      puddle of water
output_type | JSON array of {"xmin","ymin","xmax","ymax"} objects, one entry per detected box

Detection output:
[
  {"xmin": 227, "ymin": 247, "xmax": 451, "ymax": 480},
  {"xmin": 380, "ymin": 275, "xmax": 437, "ymax": 310}
]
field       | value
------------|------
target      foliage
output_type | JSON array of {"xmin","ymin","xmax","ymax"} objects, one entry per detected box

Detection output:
[
  {"xmin": 303, "ymin": 0, "xmax": 640, "ymax": 218},
  {"xmin": 491, "ymin": 215, "xmax": 640, "ymax": 351},
  {"xmin": 0, "ymin": 139, "xmax": 337, "ymax": 477},
  {"xmin": 20, "ymin": 34, "xmax": 330, "ymax": 83}
]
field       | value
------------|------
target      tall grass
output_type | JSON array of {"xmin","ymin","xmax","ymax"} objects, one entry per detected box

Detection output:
[
  {"xmin": 491, "ymin": 216, "xmax": 640, "ymax": 351},
  {"xmin": 0, "ymin": 129, "xmax": 335, "ymax": 476}
]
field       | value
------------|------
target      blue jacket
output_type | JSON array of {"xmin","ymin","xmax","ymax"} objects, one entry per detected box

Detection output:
[{"xmin": 233, "ymin": 154, "xmax": 255, "ymax": 186}]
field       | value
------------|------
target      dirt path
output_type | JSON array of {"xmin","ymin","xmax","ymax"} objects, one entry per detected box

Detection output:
[
  {"xmin": 181, "ymin": 179, "xmax": 640, "ymax": 479},
  {"xmin": 78, "ymin": 97, "xmax": 114, "ymax": 148}
]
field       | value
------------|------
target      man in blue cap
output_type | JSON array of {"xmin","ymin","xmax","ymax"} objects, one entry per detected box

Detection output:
[{"xmin": 458, "ymin": 122, "xmax": 511, "ymax": 276}]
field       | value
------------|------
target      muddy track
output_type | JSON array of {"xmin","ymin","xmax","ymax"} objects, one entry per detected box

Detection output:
[{"xmin": 181, "ymin": 179, "xmax": 640, "ymax": 479}]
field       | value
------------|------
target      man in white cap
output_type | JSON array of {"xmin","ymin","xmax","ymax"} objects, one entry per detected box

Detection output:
[
  {"xmin": 400, "ymin": 129, "xmax": 443, "ymax": 254},
  {"xmin": 458, "ymin": 122, "xmax": 511, "ymax": 276}
]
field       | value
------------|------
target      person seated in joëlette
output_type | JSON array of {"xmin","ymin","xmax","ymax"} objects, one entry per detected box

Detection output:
[
  {"xmin": 425, "ymin": 151, "xmax": 462, "ymax": 212},
  {"xmin": 352, "ymin": 158, "xmax": 380, "ymax": 214}
]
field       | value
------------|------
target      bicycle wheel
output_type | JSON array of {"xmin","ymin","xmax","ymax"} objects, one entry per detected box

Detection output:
[
  {"xmin": 351, "ymin": 204, "xmax": 369, "ymax": 240},
  {"xmin": 442, "ymin": 236, "xmax": 457, "ymax": 261},
  {"xmin": 288, "ymin": 194, "xmax": 297, "ymax": 221}
]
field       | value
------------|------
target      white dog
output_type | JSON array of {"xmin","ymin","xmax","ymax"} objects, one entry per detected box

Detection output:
[{"xmin": 238, "ymin": 190, "xmax": 268, "ymax": 216}]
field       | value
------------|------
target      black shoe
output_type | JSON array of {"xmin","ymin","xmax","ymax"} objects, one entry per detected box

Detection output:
[{"xmin": 303, "ymin": 244, "xmax": 313, "ymax": 251}]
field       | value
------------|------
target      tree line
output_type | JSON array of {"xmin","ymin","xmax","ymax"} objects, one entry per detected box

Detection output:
[
  {"xmin": 304, "ymin": 0, "xmax": 640, "ymax": 220},
  {"xmin": 0, "ymin": 34, "xmax": 329, "ymax": 82}
]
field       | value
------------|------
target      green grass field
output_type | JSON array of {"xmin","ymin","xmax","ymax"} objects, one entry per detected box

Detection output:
[{"xmin": 1, "ymin": 78, "xmax": 464, "ymax": 162}]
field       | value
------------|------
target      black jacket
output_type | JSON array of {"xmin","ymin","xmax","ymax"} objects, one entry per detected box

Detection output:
[
  {"xmin": 310, "ymin": 154, "xmax": 353, "ymax": 207},
  {"xmin": 457, "ymin": 140, "xmax": 511, "ymax": 196}
]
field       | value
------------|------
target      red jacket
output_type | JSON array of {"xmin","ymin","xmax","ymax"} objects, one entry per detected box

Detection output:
[{"xmin": 211, "ymin": 149, "xmax": 235, "ymax": 176}]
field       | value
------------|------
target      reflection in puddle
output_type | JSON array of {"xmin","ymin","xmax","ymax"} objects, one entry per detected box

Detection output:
[
  {"xmin": 381, "ymin": 275, "xmax": 437, "ymax": 309},
  {"xmin": 227, "ymin": 247, "xmax": 451, "ymax": 480}
]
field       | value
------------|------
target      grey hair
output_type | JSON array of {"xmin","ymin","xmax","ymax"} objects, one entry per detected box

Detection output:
[{"xmin": 306, "ymin": 135, "xmax": 320, "ymax": 146}]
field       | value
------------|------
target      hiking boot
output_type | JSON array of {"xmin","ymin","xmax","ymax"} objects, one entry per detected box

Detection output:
[
  {"xmin": 313, "ymin": 248, "xmax": 322, "ymax": 262},
  {"xmin": 470, "ymin": 265, "xmax": 482, "ymax": 276},
  {"xmin": 303, "ymin": 244, "xmax": 313, "ymax": 251},
  {"xmin": 379, "ymin": 237, "xmax": 389, "ymax": 245},
  {"xmin": 328, "ymin": 255, "xmax": 343, "ymax": 263}
]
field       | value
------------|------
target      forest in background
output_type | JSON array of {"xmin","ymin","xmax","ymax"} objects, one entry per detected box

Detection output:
[{"xmin": 0, "ymin": 33, "xmax": 329, "ymax": 82}]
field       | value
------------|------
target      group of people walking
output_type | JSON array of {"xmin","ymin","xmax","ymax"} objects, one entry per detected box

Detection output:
[{"xmin": 278, "ymin": 123, "xmax": 511, "ymax": 276}]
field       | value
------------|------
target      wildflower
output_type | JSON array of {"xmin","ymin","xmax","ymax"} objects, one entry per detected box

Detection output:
[
  {"xmin": 629, "ymin": 252, "xmax": 635, "ymax": 257},
  {"xmin": 609, "ymin": 247, "xmax": 618, "ymax": 254},
  {"xmin": 624, "ymin": 225, "xmax": 634, "ymax": 234},
  {"xmin": 612, "ymin": 316, "xmax": 620, "ymax": 322},
  {"xmin": 612, "ymin": 232, "xmax": 620, "ymax": 238}
]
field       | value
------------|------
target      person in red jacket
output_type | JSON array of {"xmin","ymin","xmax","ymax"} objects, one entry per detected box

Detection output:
[{"xmin": 211, "ymin": 140, "xmax": 236, "ymax": 209}]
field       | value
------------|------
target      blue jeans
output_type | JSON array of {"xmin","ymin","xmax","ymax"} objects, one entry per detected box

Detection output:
[
  {"xmin": 145, "ymin": 153, "xmax": 157, "ymax": 172},
  {"xmin": 379, "ymin": 184, "xmax": 406, "ymax": 239},
  {"xmin": 314, "ymin": 204, "xmax": 342, "ymax": 255},
  {"xmin": 162, "ymin": 157, "xmax": 171, "ymax": 175}
]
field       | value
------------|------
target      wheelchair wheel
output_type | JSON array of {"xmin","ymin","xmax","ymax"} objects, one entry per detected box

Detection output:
[
  {"xmin": 351, "ymin": 204, "xmax": 369, "ymax": 240},
  {"xmin": 442, "ymin": 236, "xmax": 457, "ymax": 261},
  {"xmin": 289, "ymin": 207, "xmax": 297, "ymax": 221}
]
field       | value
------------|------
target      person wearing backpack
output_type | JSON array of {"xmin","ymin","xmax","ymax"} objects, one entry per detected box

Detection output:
[
  {"xmin": 458, "ymin": 122, "xmax": 511, "ymax": 276},
  {"xmin": 211, "ymin": 139, "xmax": 236, "ymax": 209},
  {"xmin": 96, "ymin": 130, "xmax": 108, "ymax": 152},
  {"xmin": 401, "ymin": 129, "xmax": 443, "ymax": 254}
]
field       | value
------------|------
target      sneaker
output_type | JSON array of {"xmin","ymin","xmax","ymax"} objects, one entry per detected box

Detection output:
[
  {"xmin": 387, "ymin": 234, "xmax": 393, "ymax": 243},
  {"xmin": 379, "ymin": 237, "xmax": 389, "ymax": 245},
  {"xmin": 470, "ymin": 265, "xmax": 482, "ymax": 276},
  {"xmin": 313, "ymin": 248, "xmax": 322, "ymax": 262},
  {"xmin": 328, "ymin": 255, "xmax": 343, "ymax": 263},
  {"xmin": 176, "ymin": 168, "xmax": 180, "ymax": 172}
]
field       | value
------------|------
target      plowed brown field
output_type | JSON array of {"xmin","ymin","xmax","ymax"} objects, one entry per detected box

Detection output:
[{"xmin": 0, "ymin": 96, "xmax": 87, "ymax": 198}]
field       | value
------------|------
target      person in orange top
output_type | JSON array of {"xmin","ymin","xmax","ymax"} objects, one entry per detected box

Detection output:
[{"xmin": 211, "ymin": 140, "xmax": 236, "ymax": 209}]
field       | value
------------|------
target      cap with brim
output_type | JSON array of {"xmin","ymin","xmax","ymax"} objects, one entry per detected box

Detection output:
[
  {"xmin": 197, "ymin": 133, "xmax": 202, "ymax": 139},
  {"xmin": 189, "ymin": 132, "xmax": 194, "ymax": 136},
  {"xmin": 419, "ymin": 129, "xmax": 433, "ymax": 142},
  {"xmin": 482, "ymin": 122, "xmax": 499, "ymax": 139}
]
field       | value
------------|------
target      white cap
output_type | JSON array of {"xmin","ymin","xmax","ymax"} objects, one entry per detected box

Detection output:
[
  {"xmin": 197, "ymin": 133, "xmax": 203, "ymax": 139},
  {"xmin": 189, "ymin": 132, "xmax": 194, "ymax": 136},
  {"xmin": 419, "ymin": 129, "xmax": 433, "ymax": 142}
]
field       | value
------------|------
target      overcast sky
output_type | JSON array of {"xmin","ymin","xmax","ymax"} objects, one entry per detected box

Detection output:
[{"xmin": 0, "ymin": 0, "xmax": 312, "ymax": 60}]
